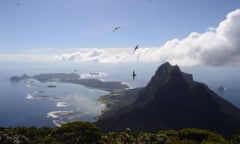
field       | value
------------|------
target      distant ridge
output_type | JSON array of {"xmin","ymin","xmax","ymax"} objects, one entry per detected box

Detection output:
[{"xmin": 96, "ymin": 62, "xmax": 240, "ymax": 135}]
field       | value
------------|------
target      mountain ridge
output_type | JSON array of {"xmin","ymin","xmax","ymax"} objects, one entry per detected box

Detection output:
[{"xmin": 96, "ymin": 62, "xmax": 240, "ymax": 135}]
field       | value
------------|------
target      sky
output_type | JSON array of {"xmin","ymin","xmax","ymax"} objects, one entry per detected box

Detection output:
[{"xmin": 1, "ymin": 0, "xmax": 240, "ymax": 66}]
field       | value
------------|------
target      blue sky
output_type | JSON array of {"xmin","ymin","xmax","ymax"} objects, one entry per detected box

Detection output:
[
  {"xmin": 0, "ymin": 0, "xmax": 239, "ymax": 52},
  {"xmin": 0, "ymin": 0, "xmax": 240, "ymax": 66}
]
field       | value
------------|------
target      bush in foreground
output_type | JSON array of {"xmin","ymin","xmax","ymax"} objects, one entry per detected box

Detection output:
[{"xmin": 0, "ymin": 122, "xmax": 235, "ymax": 144}]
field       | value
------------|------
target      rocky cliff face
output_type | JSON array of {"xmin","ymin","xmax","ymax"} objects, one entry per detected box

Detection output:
[{"xmin": 96, "ymin": 62, "xmax": 240, "ymax": 135}]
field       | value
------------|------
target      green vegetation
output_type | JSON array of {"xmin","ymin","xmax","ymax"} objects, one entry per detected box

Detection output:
[
  {"xmin": 98, "ymin": 88, "xmax": 140, "ymax": 116},
  {"xmin": 10, "ymin": 73, "xmax": 129, "ymax": 92},
  {"xmin": 96, "ymin": 62, "xmax": 240, "ymax": 134},
  {"xmin": 0, "ymin": 121, "xmax": 239, "ymax": 144}
]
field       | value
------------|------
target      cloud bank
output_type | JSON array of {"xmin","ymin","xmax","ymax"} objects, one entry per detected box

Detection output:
[
  {"xmin": 1, "ymin": 9, "xmax": 240, "ymax": 66},
  {"xmin": 58, "ymin": 9, "xmax": 240, "ymax": 66}
]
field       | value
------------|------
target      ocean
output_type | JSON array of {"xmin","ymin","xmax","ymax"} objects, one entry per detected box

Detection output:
[
  {"xmin": 0, "ymin": 61, "xmax": 112, "ymax": 127},
  {"xmin": 0, "ymin": 61, "xmax": 239, "ymax": 127}
]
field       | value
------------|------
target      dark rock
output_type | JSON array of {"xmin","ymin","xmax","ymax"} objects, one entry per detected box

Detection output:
[
  {"xmin": 96, "ymin": 62, "xmax": 240, "ymax": 135},
  {"xmin": 33, "ymin": 73, "xmax": 80, "ymax": 82},
  {"xmin": 10, "ymin": 74, "xmax": 30, "ymax": 82}
]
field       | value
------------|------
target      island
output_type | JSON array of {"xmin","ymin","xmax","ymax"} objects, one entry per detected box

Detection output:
[
  {"xmin": 10, "ymin": 74, "xmax": 31, "ymax": 82},
  {"xmin": 10, "ymin": 73, "xmax": 128, "ymax": 92}
]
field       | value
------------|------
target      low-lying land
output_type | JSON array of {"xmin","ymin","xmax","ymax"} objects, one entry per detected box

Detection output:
[{"xmin": 10, "ymin": 73, "xmax": 128, "ymax": 92}]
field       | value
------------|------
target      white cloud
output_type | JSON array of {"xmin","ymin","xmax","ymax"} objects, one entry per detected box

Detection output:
[
  {"xmin": 1, "ymin": 9, "xmax": 240, "ymax": 66},
  {"xmin": 59, "ymin": 9, "xmax": 240, "ymax": 66},
  {"xmin": 59, "ymin": 48, "xmax": 136, "ymax": 63}
]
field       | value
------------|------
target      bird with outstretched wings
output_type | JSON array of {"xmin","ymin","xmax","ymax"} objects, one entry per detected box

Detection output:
[
  {"xmin": 134, "ymin": 45, "xmax": 139, "ymax": 51},
  {"xmin": 113, "ymin": 26, "xmax": 121, "ymax": 32}
]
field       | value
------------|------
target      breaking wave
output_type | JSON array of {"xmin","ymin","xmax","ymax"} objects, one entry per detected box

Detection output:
[
  {"xmin": 47, "ymin": 110, "xmax": 82, "ymax": 119},
  {"xmin": 56, "ymin": 102, "xmax": 70, "ymax": 107},
  {"xmin": 26, "ymin": 94, "xmax": 50, "ymax": 100}
]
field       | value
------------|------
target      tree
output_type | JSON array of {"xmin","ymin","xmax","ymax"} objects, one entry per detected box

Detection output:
[{"xmin": 52, "ymin": 122, "xmax": 102, "ymax": 144}]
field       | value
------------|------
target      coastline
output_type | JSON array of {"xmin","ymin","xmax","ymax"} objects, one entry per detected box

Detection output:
[
  {"xmin": 10, "ymin": 73, "xmax": 129, "ymax": 92},
  {"xmin": 9, "ymin": 73, "xmax": 129, "ymax": 126}
]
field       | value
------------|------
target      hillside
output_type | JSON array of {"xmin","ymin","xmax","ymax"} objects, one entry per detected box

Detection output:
[{"xmin": 96, "ymin": 62, "xmax": 240, "ymax": 135}]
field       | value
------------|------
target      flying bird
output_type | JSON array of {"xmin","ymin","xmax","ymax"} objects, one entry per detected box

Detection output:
[
  {"xmin": 134, "ymin": 45, "xmax": 139, "ymax": 51},
  {"xmin": 16, "ymin": 3, "xmax": 20, "ymax": 6},
  {"xmin": 132, "ymin": 71, "xmax": 137, "ymax": 80},
  {"xmin": 113, "ymin": 26, "xmax": 121, "ymax": 32}
]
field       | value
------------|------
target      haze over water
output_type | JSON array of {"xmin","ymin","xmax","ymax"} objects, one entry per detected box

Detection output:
[
  {"xmin": 0, "ymin": 61, "xmax": 239, "ymax": 127},
  {"xmin": 0, "ymin": 62, "xmax": 110, "ymax": 127}
]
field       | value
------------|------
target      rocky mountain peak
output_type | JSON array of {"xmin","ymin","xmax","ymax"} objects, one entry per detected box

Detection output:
[{"xmin": 96, "ymin": 62, "xmax": 240, "ymax": 135}]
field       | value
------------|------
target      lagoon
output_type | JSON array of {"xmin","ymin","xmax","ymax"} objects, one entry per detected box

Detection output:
[
  {"xmin": 0, "ymin": 62, "xmax": 112, "ymax": 127},
  {"xmin": 0, "ymin": 61, "xmax": 240, "ymax": 127},
  {"xmin": 0, "ymin": 75, "xmax": 109, "ymax": 127}
]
